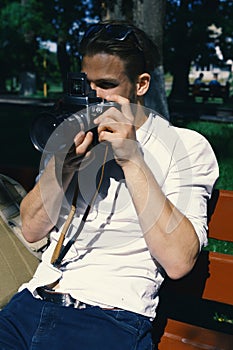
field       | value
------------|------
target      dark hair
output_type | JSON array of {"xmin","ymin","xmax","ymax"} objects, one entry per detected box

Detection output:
[{"xmin": 80, "ymin": 20, "xmax": 160, "ymax": 84}]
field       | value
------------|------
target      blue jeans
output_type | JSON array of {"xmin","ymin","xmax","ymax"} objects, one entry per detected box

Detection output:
[{"xmin": 0, "ymin": 289, "xmax": 153, "ymax": 350}]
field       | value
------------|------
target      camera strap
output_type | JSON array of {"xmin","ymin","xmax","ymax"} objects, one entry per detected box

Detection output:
[{"xmin": 50, "ymin": 144, "xmax": 109, "ymax": 268}]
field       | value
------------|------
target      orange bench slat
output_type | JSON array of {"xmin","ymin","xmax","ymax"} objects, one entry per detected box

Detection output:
[
  {"xmin": 208, "ymin": 190, "xmax": 233, "ymax": 242},
  {"xmin": 158, "ymin": 319, "xmax": 233, "ymax": 350}
]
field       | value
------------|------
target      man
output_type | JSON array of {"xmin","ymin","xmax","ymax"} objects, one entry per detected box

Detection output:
[
  {"xmin": 194, "ymin": 72, "xmax": 205, "ymax": 86},
  {"xmin": 209, "ymin": 72, "xmax": 221, "ymax": 86},
  {"xmin": 0, "ymin": 21, "xmax": 218, "ymax": 349}
]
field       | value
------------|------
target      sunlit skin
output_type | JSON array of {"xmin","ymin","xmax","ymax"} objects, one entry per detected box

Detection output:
[{"xmin": 20, "ymin": 52, "xmax": 199, "ymax": 280}]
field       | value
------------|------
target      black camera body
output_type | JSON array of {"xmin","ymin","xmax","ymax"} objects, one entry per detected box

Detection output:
[{"xmin": 30, "ymin": 72, "xmax": 117, "ymax": 153}]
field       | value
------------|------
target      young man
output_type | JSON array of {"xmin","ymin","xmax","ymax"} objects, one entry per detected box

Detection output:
[{"xmin": 0, "ymin": 21, "xmax": 218, "ymax": 349}]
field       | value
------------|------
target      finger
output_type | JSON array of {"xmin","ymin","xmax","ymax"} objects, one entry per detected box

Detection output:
[
  {"xmin": 94, "ymin": 103, "xmax": 133, "ymax": 126},
  {"xmin": 97, "ymin": 118, "xmax": 118, "ymax": 136},
  {"xmin": 75, "ymin": 131, "xmax": 93, "ymax": 155},
  {"xmin": 98, "ymin": 107, "xmax": 123, "ymax": 124},
  {"xmin": 105, "ymin": 95, "xmax": 135, "ymax": 123},
  {"xmin": 105, "ymin": 94, "xmax": 129, "ymax": 105},
  {"xmin": 74, "ymin": 131, "xmax": 86, "ymax": 146}
]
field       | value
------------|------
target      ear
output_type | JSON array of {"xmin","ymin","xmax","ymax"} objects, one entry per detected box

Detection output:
[{"xmin": 136, "ymin": 73, "xmax": 151, "ymax": 96}]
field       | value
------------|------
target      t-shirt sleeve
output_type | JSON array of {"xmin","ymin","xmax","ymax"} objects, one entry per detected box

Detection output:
[{"xmin": 164, "ymin": 129, "xmax": 219, "ymax": 249}]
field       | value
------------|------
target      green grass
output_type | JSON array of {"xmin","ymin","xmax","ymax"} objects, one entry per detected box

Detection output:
[{"xmin": 203, "ymin": 238, "xmax": 233, "ymax": 255}]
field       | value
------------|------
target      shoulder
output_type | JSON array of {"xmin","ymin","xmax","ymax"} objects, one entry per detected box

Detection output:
[
  {"xmin": 151, "ymin": 114, "xmax": 218, "ymax": 170},
  {"xmin": 173, "ymin": 124, "xmax": 217, "ymax": 165},
  {"xmin": 151, "ymin": 114, "xmax": 210, "ymax": 150}
]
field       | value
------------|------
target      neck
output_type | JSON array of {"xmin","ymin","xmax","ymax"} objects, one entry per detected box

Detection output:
[{"xmin": 134, "ymin": 102, "xmax": 148, "ymax": 129}]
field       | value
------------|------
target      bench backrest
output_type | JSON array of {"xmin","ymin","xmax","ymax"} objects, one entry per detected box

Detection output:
[
  {"xmin": 159, "ymin": 189, "xmax": 233, "ymax": 302},
  {"xmin": 204, "ymin": 189, "xmax": 233, "ymax": 304},
  {"xmin": 208, "ymin": 189, "xmax": 233, "ymax": 241},
  {"xmin": 153, "ymin": 189, "xmax": 233, "ymax": 349}
]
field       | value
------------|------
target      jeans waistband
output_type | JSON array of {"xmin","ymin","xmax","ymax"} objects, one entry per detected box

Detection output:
[
  {"xmin": 36, "ymin": 287, "xmax": 92, "ymax": 309},
  {"xmin": 36, "ymin": 287, "xmax": 122, "ymax": 310}
]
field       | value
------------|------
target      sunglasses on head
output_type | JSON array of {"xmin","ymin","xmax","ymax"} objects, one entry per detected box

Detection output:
[{"xmin": 82, "ymin": 23, "xmax": 143, "ymax": 51}]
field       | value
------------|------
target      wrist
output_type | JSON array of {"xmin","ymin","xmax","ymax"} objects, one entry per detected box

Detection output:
[{"xmin": 54, "ymin": 156, "xmax": 76, "ymax": 188}]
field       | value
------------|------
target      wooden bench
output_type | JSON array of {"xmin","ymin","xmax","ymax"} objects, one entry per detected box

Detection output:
[
  {"xmin": 153, "ymin": 189, "xmax": 233, "ymax": 349},
  {"xmin": 189, "ymin": 83, "xmax": 230, "ymax": 102}
]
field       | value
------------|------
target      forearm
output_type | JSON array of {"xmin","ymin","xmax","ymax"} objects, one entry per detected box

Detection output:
[
  {"xmin": 122, "ymin": 153, "xmax": 199, "ymax": 280},
  {"xmin": 20, "ymin": 131, "xmax": 95, "ymax": 243},
  {"xmin": 20, "ymin": 156, "xmax": 74, "ymax": 243}
]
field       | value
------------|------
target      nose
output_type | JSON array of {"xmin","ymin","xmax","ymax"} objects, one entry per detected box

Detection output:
[
  {"xmin": 90, "ymin": 82, "xmax": 106, "ymax": 99},
  {"xmin": 90, "ymin": 82, "xmax": 96, "ymax": 91}
]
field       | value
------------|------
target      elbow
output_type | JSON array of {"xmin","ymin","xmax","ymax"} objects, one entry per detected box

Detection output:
[
  {"xmin": 165, "ymin": 231, "xmax": 200, "ymax": 280},
  {"xmin": 21, "ymin": 224, "xmax": 38, "ymax": 243},
  {"xmin": 21, "ymin": 216, "xmax": 51, "ymax": 243},
  {"xmin": 20, "ymin": 213, "xmax": 43, "ymax": 244},
  {"xmin": 166, "ymin": 264, "xmax": 193, "ymax": 280},
  {"xmin": 165, "ymin": 255, "xmax": 198, "ymax": 280},
  {"xmin": 21, "ymin": 223, "xmax": 49, "ymax": 244}
]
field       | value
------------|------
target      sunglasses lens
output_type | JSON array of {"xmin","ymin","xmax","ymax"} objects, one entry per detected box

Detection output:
[
  {"xmin": 82, "ymin": 24, "xmax": 142, "ymax": 52},
  {"xmin": 83, "ymin": 24, "xmax": 103, "ymax": 39},
  {"xmin": 104, "ymin": 25, "xmax": 132, "ymax": 41},
  {"xmin": 84, "ymin": 24, "xmax": 131, "ymax": 41}
]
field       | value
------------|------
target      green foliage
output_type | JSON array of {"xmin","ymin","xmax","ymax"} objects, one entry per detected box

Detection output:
[
  {"xmin": 164, "ymin": 0, "xmax": 233, "ymax": 100},
  {"xmin": 214, "ymin": 312, "xmax": 233, "ymax": 325},
  {"xmin": 0, "ymin": 1, "xmax": 40, "ymax": 90},
  {"xmin": 204, "ymin": 238, "xmax": 233, "ymax": 255},
  {"xmin": 1, "ymin": 2, "xmax": 23, "ymax": 28},
  {"xmin": 165, "ymin": 0, "xmax": 233, "ymax": 71},
  {"xmin": 0, "ymin": 0, "xmax": 102, "ymax": 92}
]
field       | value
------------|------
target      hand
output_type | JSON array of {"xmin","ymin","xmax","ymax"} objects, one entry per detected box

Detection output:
[
  {"xmin": 93, "ymin": 95, "xmax": 141, "ymax": 167},
  {"xmin": 56, "ymin": 130, "xmax": 95, "ymax": 173}
]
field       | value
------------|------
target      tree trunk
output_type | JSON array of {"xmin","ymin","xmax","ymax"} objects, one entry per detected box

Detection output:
[
  {"xmin": 144, "ymin": 66, "xmax": 169, "ymax": 118},
  {"xmin": 168, "ymin": 0, "xmax": 192, "ymax": 102},
  {"xmin": 132, "ymin": 0, "xmax": 169, "ymax": 119},
  {"xmin": 0, "ymin": 73, "xmax": 7, "ymax": 94},
  {"xmin": 102, "ymin": 0, "xmax": 169, "ymax": 120},
  {"xmin": 169, "ymin": 57, "xmax": 191, "ymax": 101},
  {"xmin": 57, "ymin": 38, "xmax": 71, "ymax": 92},
  {"xmin": 133, "ymin": 0, "xmax": 164, "ymax": 65}
]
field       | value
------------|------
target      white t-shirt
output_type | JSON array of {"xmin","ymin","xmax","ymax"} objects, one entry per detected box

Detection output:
[{"xmin": 21, "ymin": 113, "xmax": 219, "ymax": 319}]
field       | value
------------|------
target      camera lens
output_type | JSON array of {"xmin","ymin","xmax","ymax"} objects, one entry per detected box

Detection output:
[
  {"xmin": 30, "ymin": 112, "xmax": 61, "ymax": 152},
  {"xmin": 30, "ymin": 110, "xmax": 86, "ymax": 154}
]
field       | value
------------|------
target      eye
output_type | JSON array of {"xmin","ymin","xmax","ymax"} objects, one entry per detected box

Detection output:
[{"xmin": 97, "ymin": 81, "xmax": 119, "ymax": 89}]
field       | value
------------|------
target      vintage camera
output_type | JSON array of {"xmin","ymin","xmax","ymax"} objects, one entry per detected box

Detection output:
[{"xmin": 30, "ymin": 72, "xmax": 116, "ymax": 153}]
